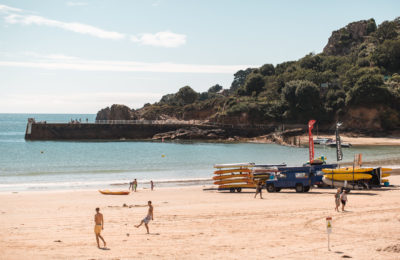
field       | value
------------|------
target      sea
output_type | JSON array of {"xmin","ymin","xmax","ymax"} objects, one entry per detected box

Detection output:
[{"xmin": 1, "ymin": 113, "xmax": 399, "ymax": 192}]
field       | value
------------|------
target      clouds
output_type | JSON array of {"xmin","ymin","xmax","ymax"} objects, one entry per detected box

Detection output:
[
  {"xmin": 131, "ymin": 31, "xmax": 186, "ymax": 48},
  {"xmin": 66, "ymin": 2, "xmax": 88, "ymax": 7},
  {"xmin": 0, "ymin": 92, "xmax": 163, "ymax": 113},
  {"xmin": 0, "ymin": 53, "xmax": 253, "ymax": 74},
  {"xmin": 5, "ymin": 14, "xmax": 126, "ymax": 40},
  {"xmin": 0, "ymin": 4, "xmax": 22, "ymax": 13},
  {"xmin": 1, "ymin": 4, "xmax": 186, "ymax": 47}
]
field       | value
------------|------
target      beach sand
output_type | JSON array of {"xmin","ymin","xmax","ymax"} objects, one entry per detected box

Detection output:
[
  {"xmin": 300, "ymin": 135, "xmax": 400, "ymax": 146},
  {"xmin": 1, "ymin": 178, "xmax": 400, "ymax": 259}
]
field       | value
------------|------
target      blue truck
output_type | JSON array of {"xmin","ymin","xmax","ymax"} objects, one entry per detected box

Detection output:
[{"xmin": 265, "ymin": 164, "xmax": 337, "ymax": 193}]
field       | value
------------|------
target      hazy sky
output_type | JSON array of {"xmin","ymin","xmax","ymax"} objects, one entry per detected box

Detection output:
[{"xmin": 0, "ymin": 0, "xmax": 399, "ymax": 113}]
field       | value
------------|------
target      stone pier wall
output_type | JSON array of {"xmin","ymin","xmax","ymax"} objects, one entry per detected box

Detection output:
[{"xmin": 25, "ymin": 123, "xmax": 276, "ymax": 141}]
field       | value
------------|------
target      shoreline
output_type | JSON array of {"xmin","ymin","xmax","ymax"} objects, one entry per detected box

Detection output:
[{"xmin": 249, "ymin": 134, "xmax": 400, "ymax": 146}]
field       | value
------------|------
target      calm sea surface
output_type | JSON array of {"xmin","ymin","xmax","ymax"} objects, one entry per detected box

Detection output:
[{"xmin": 0, "ymin": 113, "xmax": 399, "ymax": 191}]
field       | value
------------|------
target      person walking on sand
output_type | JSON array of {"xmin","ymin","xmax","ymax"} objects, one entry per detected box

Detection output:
[
  {"xmin": 129, "ymin": 180, "xmax": 134, "ymax": 191},
  {"xmin": 254, "ymin": 180, "xmax": 263, "ymax": 199},
  {"xmin": 334, "ymin": 188, "xmax": 341, "ymax": 211},
  {"xmin": 135, "ymin": 201, "xmax": 154, "ymax": 234},
  {"xmin": 134, "ymin": 179, "xmax": 138, "ymax": 192},
  {"xmin": 150, "ymin": 180, "xmax": 154, "ymax": 191},
  {"xmin": 94, "ymin": 208, "xmax": 106, "ymax": 249},
  {"xmin": 340, "ymin": 190, "xmax": 348, "ymax": 211}
]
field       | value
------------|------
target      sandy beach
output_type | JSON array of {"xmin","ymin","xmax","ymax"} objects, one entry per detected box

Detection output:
[
  {"xmin": 299, "ymin": 135, "xmax": 400, "ymax": 146},
  {"xmin": 1, "ymin": 177, "xmax": 400, "ymax": 260}
]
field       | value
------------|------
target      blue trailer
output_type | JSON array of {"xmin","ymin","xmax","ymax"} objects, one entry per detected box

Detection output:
[{"xmin": 266, "ymin": 164, "xmax": 337, "ymax": 193}]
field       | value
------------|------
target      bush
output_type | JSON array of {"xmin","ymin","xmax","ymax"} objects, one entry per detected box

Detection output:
[
  {"xmin": 175, "ymin": 86, "xmax": 199, "ymax": 105},
  {"xmin": 260, "ymin": 64, "xmax": 275, "ymax": 76},
  {"xmin": 243, "ymin": 74, "xmax": 265, "ymax": 95},
  {"xmin": 346, "ymin": 74, "xmax": 392, "ymax": 105}
]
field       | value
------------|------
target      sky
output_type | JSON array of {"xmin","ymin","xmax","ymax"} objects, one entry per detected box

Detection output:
[{"xmin": 0, "ymin": 0, "xmax": 399, "ymax": 113}]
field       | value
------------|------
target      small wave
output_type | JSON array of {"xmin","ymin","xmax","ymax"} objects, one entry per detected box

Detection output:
[
  {"xmin": 110, "ymin": 177, "xmax": 212, "ymax": 186},
  {"xmin": 0, "ymin": 177, "xmax": 213, "ymax": 191}
]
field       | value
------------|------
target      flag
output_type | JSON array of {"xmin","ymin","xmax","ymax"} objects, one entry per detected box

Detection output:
[
  {"xmin": 336, "ymin": 122, "xmax": 343, "ymax": 161},
  {"xmin": 308, "ymin": 120, "xmax": 316, "ymax": 163}
]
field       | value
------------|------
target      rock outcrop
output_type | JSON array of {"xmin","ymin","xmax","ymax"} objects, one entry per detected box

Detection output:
[
  {"xmin": 323, "ymin": 19, "xmax": 376, "ymax": 56},
  {"xmin": 152, "ymin": 127, "xmax": 226, "ymax": 140},
  {"xmin": 96, "ymin": 104, "xmax": 137, "ymax": 121}
]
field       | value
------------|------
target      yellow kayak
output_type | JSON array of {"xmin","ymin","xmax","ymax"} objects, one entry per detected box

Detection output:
[
  {"xmin": 219, "ymin": 184, "xmax": 256, "ymax": 189},
  {"xmin": 322, "ymin": 167, "xmax": 374, "ymax": 174},
  {"xmin": 214, "ymin": 163, "xmax": 254, "ymax": 168},
  {"xmin": 214, "ymin": 178, "xmax": 253, "ymax": 185},
  {"xmin": 212, "ymin": 173, "xmax": 251, "ymax": 180},
  {"xmin": 99, "ymin": 190, "xmax": 130, "ymax": 195},
  {"xmin": 214, "ymin": 168, "xmax": 252, "ymax": 175},
  {"xmin": 324, "ymin": 173, "xmax": 372, "ymax": 181}
]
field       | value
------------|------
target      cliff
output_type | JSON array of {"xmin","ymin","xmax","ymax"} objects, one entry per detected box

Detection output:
[
  {"xmin": 96, "ymin": 17, "xmax": 400, "ymax": 133},
  {"xmin": 323, "ymin": 19, "xmax": 376, "ymax": 56}
]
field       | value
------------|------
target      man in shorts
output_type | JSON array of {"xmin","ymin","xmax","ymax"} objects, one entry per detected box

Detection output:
[
  {"xmin": 94, "ymin": 208, "xmax": 106, "ymax": 248},
  {"xmin": 135, "ymin": 201, "xmax": 154, "ymax": 234},
  {"xmin": 254, "ymin": 180, "xmax": 263, "ymax": 199}
]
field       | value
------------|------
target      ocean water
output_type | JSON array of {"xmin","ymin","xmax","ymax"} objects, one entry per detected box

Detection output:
[{"xmin": 0, "ymin": 113, "xmax": 399, "ymax": 191}]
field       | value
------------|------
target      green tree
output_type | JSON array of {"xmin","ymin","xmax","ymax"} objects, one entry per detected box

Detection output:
[
  {"xmin": 230, "ymin": 68, "xmax": 254, "ymax": 92},
  {"xmin": 366, "ymin": 18, "xmax": 377, "ymax": 34},
  {"xmin": 346, "ymin": 74, "xmax": 391, "ymax": 105},
  {"xmin": 374, "ymin": 20, "xmax": 399, "ymax": 43},
  {"xmin": 371, "ymin": 39, "xmax": 400, "ymax": 72},
  {"xmin": 299, "ymin": 53, "xmax": 323, "ymax": 71},
  {"xmin": 260, "ymin": 63, "xmax": 275, "ymax": 76},
  {"xmin": 175, "ymin": 86, "xmax": 199, "ymax": 105},
  {"xmin": 208, "ymin": 84, "xmax": 223, "ymax": 93},
  {"xmin": 243, "ymin": 74, "xmax": 265, "ymax": 95}
]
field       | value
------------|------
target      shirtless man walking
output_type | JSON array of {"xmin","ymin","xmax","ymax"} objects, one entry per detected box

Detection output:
[
  {"xmin": 94, "ymin": 208, "xmax": 106, "ymax": 249},
  {"xmin": 135, "ymin": 201, "xmax": 154, "ymax": 234}
]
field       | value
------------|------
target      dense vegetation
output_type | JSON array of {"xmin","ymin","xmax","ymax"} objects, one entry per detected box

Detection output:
[{"xmin": 105, "ymin": 18, "xmax": 400, "ymax": 130}]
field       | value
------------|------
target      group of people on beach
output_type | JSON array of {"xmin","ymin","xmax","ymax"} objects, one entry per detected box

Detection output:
[
  {"xmin": 129, "ymin": 179, "xmax": 154, "ymax": 192},
  {"xmin": 94, "ymin": 201, "xmax": 154, "ymax": 249},
  {"xmin": 334, "ymin": 188, "xmax": 348, "ymax": 211}
]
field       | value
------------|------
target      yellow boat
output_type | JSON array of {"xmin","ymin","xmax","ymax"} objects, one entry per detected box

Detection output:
[
  {"xmin": 214, "ymin": 168, "xmax": 252, "ymax": 175},
  {"xmin": 322, "ymin": 167, "xmax": 374, "ymax": 174},
  {"xmin": 382, "ymin": 173, "xmax": 391, "ymax": 177},
  {"xmin": 219, "ymin": 184, "xmax": 256, "ymax": 189},
  {"xmin": 214, "ymin": 178, "xmax": 253, "ymax": 185},
  {"xmin": 212, "ymin": 173, "xmax": 251, "ymax": 180},
  {"xmin": 99, "ymin": 190, "xmax": 130, "ymax": 195},
  {"xmin": 324, "ymin": 173, "xmax": 372, "ymax": 181},
  {"xmin": 381, "ymin": 179, "xmax": 389, "ymax": 183}
]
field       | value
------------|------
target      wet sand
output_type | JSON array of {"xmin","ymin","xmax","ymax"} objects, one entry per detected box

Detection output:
[{"xmin": 1, "ymin": 177, "xmax": 400, "ymax": 259}]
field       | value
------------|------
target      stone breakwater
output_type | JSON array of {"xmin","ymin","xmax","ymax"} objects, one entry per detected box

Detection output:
[{"xmin": 25, "ymin": 122, "xmax": 276, "ymax": 141}]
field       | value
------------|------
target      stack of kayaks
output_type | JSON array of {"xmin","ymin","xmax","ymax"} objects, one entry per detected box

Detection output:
[
  {"xmin": 252, "ymin": 167, "xmax": 278, "ymax": 181},
  {"xmin": 321, "ymin": 167, "xmax": 392, "ymax": 188},
  {"xmin": 213, "ymin": 163, "xmax": 255, "ymax": 190}
]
